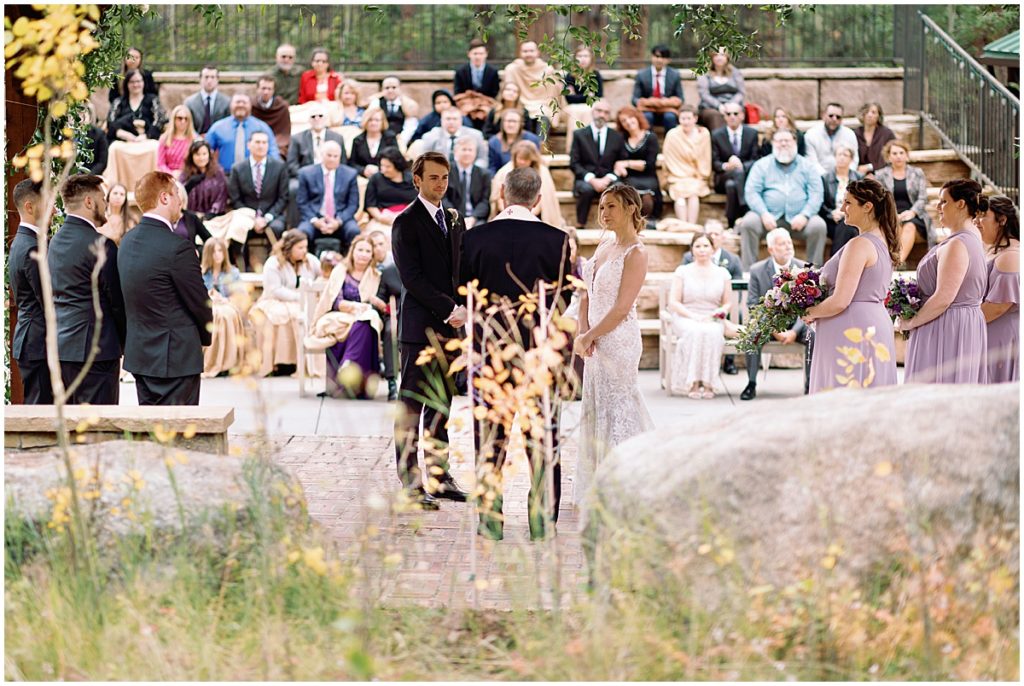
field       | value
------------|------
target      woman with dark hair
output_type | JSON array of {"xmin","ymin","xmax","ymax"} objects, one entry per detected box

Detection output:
[
  {"xmin": 900, "ymin": 179, "xmax": 989, "ymax": 384},
  {"xmin": 200, "ymin": 237, "xmax": 246, "ymax": 378},
  {"xmin": 977, "ymin": 195, "xmax": 1019, "ymax": 382},
  {"xmin": 349, "ymin": 108, "xmax": 399, "ymax": 179},
  {"xmin": 107, "ymin": 68, "xmax": 166, "ymax": 143},
  {"xmin": 98, "ymin": 183, "xmax": 136, "ymax": 246},
  {"xmin": 562, "ymin": 45, "xmax": 604, "ymax": 104},
  {"xmin": 487, "ymin": 108, "xmax": 541, "ymax": 174},
  {"xmin": 108, "ymin": 46, "xmax": 157, "ymax": 105},
  {"xmin": 410, "ymin": 89, "xmax": 473, "ymax": 144},
  {"xmin": 696, "ymin": 47, "xmax": 746, "ymax": 131},
  {"xmin": 614, "ymin": 104, "xmax": 662, "ymax": 223},
  {"xmin": 804, "ymin": 178, "xmax": 900, "ymax": 393},
  {"xmin": 364, "ymin": 147, "xmax": 418, "ymax": 236},
  {"xmin": 482, "ymin": 82, "xmax": 538, "ymax": 138},
  {"xmin": 298, "ymin": 48, "xmax": 342, "ymax": 104},
  {"xmin": 180, "ymin": 140, "xmax": 229, "ymax": 219},
  {"xmin": 854, "ymin": 101, "xmax": 896, "ymax": 175}
]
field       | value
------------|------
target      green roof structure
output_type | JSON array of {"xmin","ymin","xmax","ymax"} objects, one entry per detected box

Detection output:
[{"xmin": 980, "ymin": 30, "xmax": 1020, "ymax": 66}]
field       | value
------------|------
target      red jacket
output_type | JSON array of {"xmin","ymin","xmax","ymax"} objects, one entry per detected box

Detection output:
[{"xmin": 298, "ymin": 70, "xmax": 342, "ymax": 104}]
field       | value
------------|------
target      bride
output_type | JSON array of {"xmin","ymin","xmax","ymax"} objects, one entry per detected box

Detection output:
[{"xmin": 573, "ymin": 184, "xmax": 655, "ymax": 502}]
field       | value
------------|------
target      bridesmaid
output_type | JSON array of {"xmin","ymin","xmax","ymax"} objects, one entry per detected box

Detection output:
[
  {"xmin": 804, "ymin": 178, "xmax": 900, "ymax": 393},
  {"xmin": 899, "ymin": 179, "xmax": 989, "ymax": 383},
  {"xmin": 977, "ymin": 195, "xmax": 1019, "ymax": 382}
]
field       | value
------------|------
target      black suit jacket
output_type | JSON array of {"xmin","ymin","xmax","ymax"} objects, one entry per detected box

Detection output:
[
  {"xmin": 711, "ymin": 125, "xmax": 761, "ymax": 176},
  {"xmin": 570, "ymin": 126, "xmax": 626, "ymax": 181},
  {"xmin": 8, "ymin": 225, "xmax": 48, "ymax": 362},
  {"xmin": 227, "ymin": 157, "xmax": 289, "ymax": 219},
  {"xmin": 460, "ymin": 217, "xmax": 573, "ymax": 345},
  {"xmin": 820, "ymin": 169, "xmax": 865, "ymax": 217},
  {"xmin": 444, "ymin": 165, "xmax": 492, "ymax": 221},
  {"xmin": 453, "ymin": 63, "xmax": 500, "ymax": 98},
  {"xmin": 287, "ymin": 129, "xmax": 346, "ymax": 178},
  {"xmin": 631, "ymin": 66, "xmax": 684, "ymax": 103},
  {"xmin": 391, "ymin": 200, "xmax": 465, "ymax": 345},
  {"xmin": 377, "ymin": 261, "xmax": 404, "ymax": 307},
  {"xmin": 747, "ymin": 257, "xmax": 808, "ymax": 338},
  {"xmin": 47, "ymin": 216, "xmax": 126, "ymax": 362},
  {"xmin": 118, "ymin": 217, "xmax": 213, "ymax": 378},
  {"xmin": 179, "ymin": 210, "xmax": 212, "ymax": 246},
  {"xmin": 349, "ymin": 130, "xmax": 399, "ymax": 177}
]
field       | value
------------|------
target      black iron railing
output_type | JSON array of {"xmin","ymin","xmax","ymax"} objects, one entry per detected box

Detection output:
[
  {"xmin": 903, "ymin": 10, "xmax": 1020, "ymax": 202},
  {"xmin": 125, "ymin": 4, "xmax": 899, "ymax": 72}
]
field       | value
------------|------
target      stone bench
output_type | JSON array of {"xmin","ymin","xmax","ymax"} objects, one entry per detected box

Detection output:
[{"xmin": 4, "ymin": 406, "xmax": 236, "ymax": 455}]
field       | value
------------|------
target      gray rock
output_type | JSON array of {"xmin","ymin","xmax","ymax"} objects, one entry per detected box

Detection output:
[{"xmin": 591, "ymin": 383, "xmax": 1019, "ymax": 598}]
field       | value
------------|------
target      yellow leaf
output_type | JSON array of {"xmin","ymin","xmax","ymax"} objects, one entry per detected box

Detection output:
[
  {"xmin": 835, "ymin": 374, "xmax": 851, "ymax": 385},
  {"xmin": 821, "ymin": 555, "xmax": 837, "ymax": 570},
  {"xmin": 843, "ymin": 328, "xmax": 864, "ymax": 343},
  {"xmin": 874, "ymin": 343, "xmax": 891, "ymax": 362},
  {"xmin": 182, "ymin": 423, "xmax": 197, "ymax": 439},
  {"xmin": 874, "ymin": 461, "xmax": 894, "ymax": 477}
]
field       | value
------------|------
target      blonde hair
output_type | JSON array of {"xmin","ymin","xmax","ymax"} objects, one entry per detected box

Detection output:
[
  {"xmin": 360, "ymin": 106, "xmax": 386, "ymax": 133},
  {"xmin": 343, "ymin": 234, "xmax": 378, "ymax": 274},
  {"xmin": 160, "ymin": 105, "xmax": 197, "ymax": 147},
  {"xmin": 335, "ymin": 78, "xmax": 364, "ymax": 106},
  {"xmin": 600, "ymin": 183, "xmax": 645, "ymax": 234}
]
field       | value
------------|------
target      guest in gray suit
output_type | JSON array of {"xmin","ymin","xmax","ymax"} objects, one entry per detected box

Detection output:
[
  {"xmin": 419, "ymin": 107, "xmax": 487, "ymax": 169},
  {"xmin": 740, "ymin": 228, "xmax": 808, "ymax": 400},
  {"xmin": 184, "ymin": 64, "xmax": 231, "ymax": 135}
]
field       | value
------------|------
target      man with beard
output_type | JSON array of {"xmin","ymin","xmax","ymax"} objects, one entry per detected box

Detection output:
[
  {"xmin": 118, "ymin": 171, "xmax": 212, "ymax": 405},
  {"xmin": 804, "ymin": 102, "xmax": 860, "ymax": 176},
  {"xmin": 738, "ymin": 128, "xmax": 826, "ymax": 270}
]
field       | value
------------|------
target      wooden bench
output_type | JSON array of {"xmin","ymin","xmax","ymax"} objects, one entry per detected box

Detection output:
[{"xmin": 4, "ymin": 405, "xmax": 235, "ymax": 455}]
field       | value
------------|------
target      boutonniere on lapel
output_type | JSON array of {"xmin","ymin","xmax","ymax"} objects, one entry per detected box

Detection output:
[{"xmin": 447, "ymin": 208, "xmax": 460, "ymax": 227}]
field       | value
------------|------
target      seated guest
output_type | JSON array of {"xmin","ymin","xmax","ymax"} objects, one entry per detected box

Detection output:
[
  {"xmin": 78, "ymin": 103, "xmax": 108, "ymax": 175},
  {"xmin": 739, "ymin": 228, "xmax": 808, "ymax": 401},
  {"xmin": 569, "ymin": 99, "xmax": 625, "ymax": 229},
  {"xmin": 107, "ymin": 68, "xmax": 166, "ymax": 143},
  {"xmin": 332, "ymin": 79, "xmax": 366, "ymax": 127},
  {"xmin": 364, "ymin": 147, "xmax": 418, "ymax": 237},
  {"xmin": 308, "ymin": 235, "xmax": 388, "ymax": 399},
  {"xmin": 184, "ymin": 64, "xmax": 230, "ymax": 135},
  {"xmin": 665, "ymin": 231, "xmax": 740, "ymax": 398},
  {"xmin": 287, "ymin": 103, "xmax": 344, "ymax": 217},
  {"xmin": 978, "ymin": 195, "xmax": 1020, "ymax": 383},
  {"xmin": 487, "ymin": 108, "xmax": 541, "ymax": 175},
  {"xmin": 249, "ymin": 229, "xmax": 322, "ymax": 377},
  {"xmin": 368, "ymin": 230, "xmax": 402, "ymax": 401},
  {"xmin": 632, "ymin": 44, "xmax": 684, "ymax": 131},
  {"xmin": 181, "ymin": 140, "xmax": 229, "ymax": 222},
  {"xmin": 420, "ymin": 107, "xmax": 487, "ymax": 169},
  {"xmin": 98, "ymin": 183, "xmax": 136, "ymax": 246},
  {"xmin": 562, "ymin": 45, "xmax": 605, "ymax": 154},
  {"xmin": 663, "ymin": 105, "xmax": 712, "ymax": 225},
  {"xmin": 804, "ymin": 102, "xmax": 859, "ymax": 175},
  {"xmin": 491, "ymin": 140, "xmax": 563, "ymax": 227},
  {"xmin": 502, "ymin": 40, "xmax": 562, "ymax": 130},
  {"xmin": 682, "ymin": 219, "xmax": 742, "ymax": 276},
  {"xmin": 205, "ymin": 94, "xmax": 279, "ymax": 174},
  {"xmin": 759, "ymin": 107, "xmax": 807, "ymax": 158},
  {"xmin": 267, "ymin": 43, "xmax": 301, "ymax": 105},
  {"xmin": 349, "ymin": 107, "xmax": 399, "ymax": 179},
  {"xmin": 696, "ymin": 47, "xmax": 746, "ymax": 132},
  {"xmin": 711, "ymin": 102, "xmax": 761, "ymax": 228},
  {"xmin": 873, "ymin": 139, "xmax": 932, "ymax": 267},
  {"xmin": 200, "ymin": 237, "xmax": 247, "ymax": 378},
  {"xmin": 410, "ymin": 89, "xmax": 472, "ymax": 144},
  {"xmin": 108, "ymin": 46, "xmax": 157, "ymax": 105},
  {"xmin": 854, "ymin": 101, "xmax": 896, "ymax": 175},
  {"xmin": 613, "ymin": 105, "xmax": 662, "ymax": 223},
  {"xmin": 820, "ymin": 144, "xmax": 863, "ymax": 257},
  {"xmin": 157, "ymin": 105, "xmax": 200, "ymax": 176},
  {"xmin": 454, "ymin": 38, "xmax": 500, "ymax": 130},
  {"xmin": 173, "ymin": 180, "xmax": 212, "ymax": 246},
  {"xmin": 297, "ymin": 140, "xmax": 360, "ymax": 256},
  {"xmin": 482, "ymin": 82, "xmax": 539, "ymax": 138},
  {"xmin": 739, "ymin": 128, "xmax": 827, "ymax": 270},
  {"xmin": 366, "ymin": 76, "xmax": 419, "ymax": 147},
  {"xmin": 447, "ymin": 137, "xmax": 493, "ymax": 229},
  {"xmin": 218, "ymin": 131, "xmax": 288, "ymax": 269},
  {"xmin": 298, "ymin": 47, "xmax": 342, "ymax": 104},
  {"xmin": 251, "ymin": 76, "xmax": 292, "ymax": 156}
]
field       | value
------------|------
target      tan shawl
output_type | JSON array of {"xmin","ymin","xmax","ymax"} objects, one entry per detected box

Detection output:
[
  {"xmin": 304, "ymin": 262, "xmax": 383, "ymax": 351},
  {"xmin": 502, "ymin": 58, "xmax": 563, "ymax": 118}
]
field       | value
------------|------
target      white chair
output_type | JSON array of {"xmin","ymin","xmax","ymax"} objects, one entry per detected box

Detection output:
[{"xmin": 297, "ymin": 280, "xmax": 327, "ymax": 397}]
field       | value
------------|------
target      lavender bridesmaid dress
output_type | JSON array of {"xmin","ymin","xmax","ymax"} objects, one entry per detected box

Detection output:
[
  {"xmin": 984, "ymin": 255, "xmax": 1019, "ymax": 383},
  {"xmin": 809, "ymin": 233, "xmax": 898, "ymax": 393},
  {"xmin": 905, "ymin": 231, "xmax": 988, "ymax": 384}
]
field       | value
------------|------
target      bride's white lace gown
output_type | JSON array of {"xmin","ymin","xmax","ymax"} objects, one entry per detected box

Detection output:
[{"xmin": 577, "ymin": 242, "xmax": 655, "ymax": 502}]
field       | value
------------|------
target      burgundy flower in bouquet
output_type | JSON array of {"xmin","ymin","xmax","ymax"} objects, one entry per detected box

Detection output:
[
  {"xmin": 736, "ymin": 267, "xmax": 825, "ymax": 354},
  {"xmin": 884, "ymin": 275, "xmax": 922, "ymax": 321}
]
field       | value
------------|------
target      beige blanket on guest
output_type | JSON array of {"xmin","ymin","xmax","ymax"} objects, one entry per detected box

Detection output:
[{"xmin": 502, "ymin": 58, "xmax": 564, "ymax": 122}]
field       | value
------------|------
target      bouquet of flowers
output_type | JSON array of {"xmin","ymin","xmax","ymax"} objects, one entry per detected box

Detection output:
[
  {"xmin": 736, "ymin": 267, "xmax": 825, "ymax": 354},
  {"xmin": 884, "ymin": 275, "xmax": 922, "ymax": 321}
]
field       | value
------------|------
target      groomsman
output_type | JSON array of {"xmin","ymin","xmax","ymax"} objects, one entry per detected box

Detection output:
[
  {"xmin": 8, "ymin": 179, "xmax": 53, "ymax": 403},
  {"xmin": 118, "ymin": 171, "xmax": 212, "ymax": 405},
  {"xmin": 48, "ymin": 174, "xmax": 126, "ymax": 405},
  {"xmin": 460, "ymin": 167, "xmax": 574, "ymax": 541}
]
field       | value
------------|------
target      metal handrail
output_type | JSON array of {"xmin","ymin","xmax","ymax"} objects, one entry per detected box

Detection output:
[{"xmin": 921, "ymin": 14, "xmax": 1020, "ymax": 103}]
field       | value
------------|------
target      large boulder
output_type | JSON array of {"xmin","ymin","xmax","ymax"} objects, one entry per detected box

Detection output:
[{"xmin": 591, "ymin": 383, "xmax": 1019, "ymax": 598}]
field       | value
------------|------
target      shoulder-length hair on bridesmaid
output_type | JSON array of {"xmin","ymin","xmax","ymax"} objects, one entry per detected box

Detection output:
[
  {"xmin": 986, "ymin": 195, "xmax": 1020, "ymax": 254},
  {"xmin": 845, "ymin": 178, "xmax": 901, "ymax": 263}
]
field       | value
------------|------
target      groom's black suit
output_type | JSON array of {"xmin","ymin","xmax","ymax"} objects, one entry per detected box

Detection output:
[
  {"xmin": 391, "ymin": 198, "xmax": 465, "ymax": 492},
  {"xmin": 460, "ymin": 214, "xmax": 573, "ymax": 540}
]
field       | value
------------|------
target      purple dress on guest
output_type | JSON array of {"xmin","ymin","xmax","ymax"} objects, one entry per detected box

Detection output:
[
  {"xmin": 326, "ymin": 273, "xmax": 380, "ymax": 399},
  {"xmin": 905, "ymin": 231, "xmax": 988, "ymax": 384},
  {"xmin": 186, "ymin": 171, "xmax": 229, "ymax": 217},
  {"xmin": 809, "ymin": 232, "xmax": 898, "ymax": 393},
  {"xmin": 984, "ymin": 255, "xmax": 1019, "ymax": 382}
]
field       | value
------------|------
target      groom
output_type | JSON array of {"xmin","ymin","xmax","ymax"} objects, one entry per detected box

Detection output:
[
  {"xmin": 460, "ymin": 167, "xmax": 574, "ymax": 540},
  {"xmin": 391, "ymin": 151, "xmax": 470, "ymax": 510}
]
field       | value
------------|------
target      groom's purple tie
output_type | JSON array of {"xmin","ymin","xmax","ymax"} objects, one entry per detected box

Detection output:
[{"xmin": 434, "ymin": 208, "xmax": 448, "ymax": 237}]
